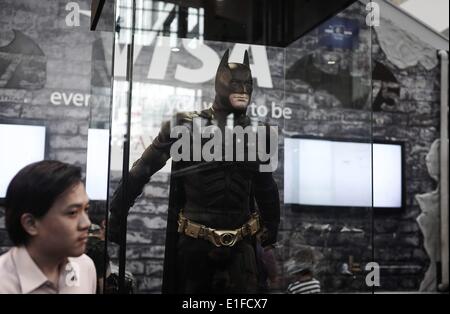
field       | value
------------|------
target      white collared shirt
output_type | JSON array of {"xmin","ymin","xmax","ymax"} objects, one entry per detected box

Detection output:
[{"xmin": 0, "ymin": 246, "xmax": 97, "ymax": 294}]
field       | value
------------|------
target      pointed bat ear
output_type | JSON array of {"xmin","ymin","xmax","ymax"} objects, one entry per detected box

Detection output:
[
  {"xmin": 219, "ymin": 49, "xmax": 230, "ymax": 68},
  {"xmin": 243, "ymin": 50, "xmax": 250, "ymax": 67}
]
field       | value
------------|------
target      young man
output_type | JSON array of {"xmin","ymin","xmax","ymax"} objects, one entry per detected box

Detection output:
[{"xmin": 0, "ymin": 160, "xmax": 97, "ymax": 294}]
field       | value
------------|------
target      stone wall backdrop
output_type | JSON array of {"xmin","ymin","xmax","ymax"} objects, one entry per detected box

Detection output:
[
  {"xmin": 371, "ymin": 16, "xmax": 440, "ymax": 292},
  {"xmin": 280, "ymin": 2, "xmax": 441, "ymax": 292},
  {"xmin": 0, "ymin": 0, "xmax": 112, "ymax": 262}
]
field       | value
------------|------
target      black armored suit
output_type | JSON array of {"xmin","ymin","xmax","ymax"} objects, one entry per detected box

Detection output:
[{"xmin": 109, "ymin": 50, "xmax": 280, "ymax": 293}]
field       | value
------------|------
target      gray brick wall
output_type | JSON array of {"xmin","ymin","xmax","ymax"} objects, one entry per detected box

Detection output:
[
  {"xmin": 0, "ymin": 0, "xmax": 110, "ymax": 259},
  {"xmin": 277, "ymin": 3, "xmax": 440, "ymax": 292}
]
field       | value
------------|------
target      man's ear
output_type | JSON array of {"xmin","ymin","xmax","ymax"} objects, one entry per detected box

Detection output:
[{"xmin": 20, "ymin": 213, "xmax": 39, "ymax": 237}]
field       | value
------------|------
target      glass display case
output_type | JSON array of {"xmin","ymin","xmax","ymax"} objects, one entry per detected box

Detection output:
[{"xmin": 88, "ymin": 0, "xmax": 447, "ymax": 294}]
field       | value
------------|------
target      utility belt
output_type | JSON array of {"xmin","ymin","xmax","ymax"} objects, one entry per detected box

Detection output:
[{"xmin": 177, "ymin": 211, "xmax": 261, "ymax": 247}]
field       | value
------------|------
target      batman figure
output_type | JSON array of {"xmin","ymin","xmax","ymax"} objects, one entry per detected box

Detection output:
[{"xmin": 108, "ymin": 49, "xmax": 280, "ymax": 294}]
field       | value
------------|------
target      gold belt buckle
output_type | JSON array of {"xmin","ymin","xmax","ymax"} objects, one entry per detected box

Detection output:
[{"xmin": 213, "ymin": 230, "xmax": 239, "ymax": 247}]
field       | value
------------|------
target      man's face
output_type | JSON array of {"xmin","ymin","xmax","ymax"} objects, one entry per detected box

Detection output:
[
  {"xmin": 229, "ymin": 93, "xmax": 250, "ymax": 110},
  {"xmin": 215, "ymin": 62, "xmax": 253, "ymax": 111},
  {"xmin": 32, "ymin": 182, "xmax": 91, "ymax": 258}
]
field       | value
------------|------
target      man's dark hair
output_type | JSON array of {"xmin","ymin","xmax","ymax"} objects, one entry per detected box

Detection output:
[{"xmin": 5, "ymin": 160, "xmax": 82, "ymax": 246}]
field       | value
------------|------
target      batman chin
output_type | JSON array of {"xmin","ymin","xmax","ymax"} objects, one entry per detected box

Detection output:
[{"xmin": 213, "ymin": 49, "xmax": 253, "ymax": 118}]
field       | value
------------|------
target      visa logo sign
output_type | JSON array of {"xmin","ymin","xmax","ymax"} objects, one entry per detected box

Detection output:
[{"xmin": 114, "ymin": 36, "xmax": 274, "ymax": 88}]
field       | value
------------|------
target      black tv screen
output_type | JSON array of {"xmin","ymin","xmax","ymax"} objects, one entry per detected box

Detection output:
[{"xmin": 284, "ymin": 137, "xmax": 403, "ymax": 208}]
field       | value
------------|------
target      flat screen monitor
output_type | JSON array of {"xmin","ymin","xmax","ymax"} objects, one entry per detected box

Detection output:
[
  {"xmin": 85, "ymin": 128, "xmax": 109, "ymax": 201},
  {"xmin": 284, "ymin": 137, "xmax": 403, "ymax": 208},
  {"xmin": 0, "ymin": 123, "xmax": 46, "ymax": 198}
]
